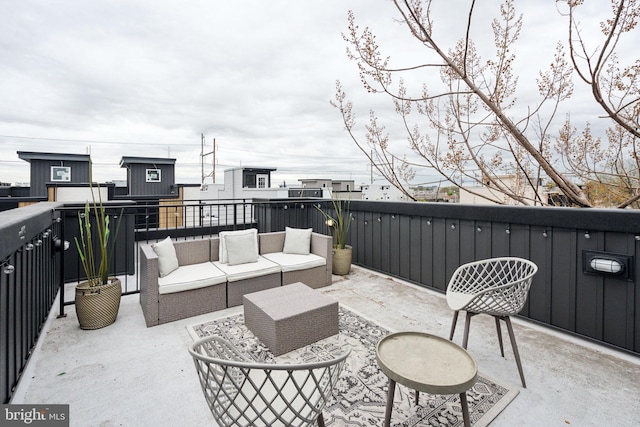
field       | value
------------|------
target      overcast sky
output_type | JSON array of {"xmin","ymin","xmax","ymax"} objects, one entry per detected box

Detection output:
[{"xmin": 0, "ymin": 1, "xmax": 626, "ymax": 188}]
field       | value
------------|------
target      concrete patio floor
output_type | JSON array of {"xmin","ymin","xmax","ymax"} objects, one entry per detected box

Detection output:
[{"xmin": 11, "ymin": 266, "xmax": 640, "ymax": 426}]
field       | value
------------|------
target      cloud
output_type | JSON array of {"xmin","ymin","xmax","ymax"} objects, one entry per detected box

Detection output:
[{"xmin": 0, "ymin": 0, "xmax": 633, "ymax": 188}]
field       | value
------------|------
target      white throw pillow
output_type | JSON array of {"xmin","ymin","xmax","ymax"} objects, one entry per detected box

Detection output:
[
  {"xmin": 151, "ymin": 236, "xmax": 179, "ymax": 277},
  {"xmin": 283, "ymin": 227, "xmax": 312, "ymax": 255},
  {"xmin": 225, "ymin": 233, "xmax": 260, "ymax": 266},
  {"xmin": 219, "ymin": 228, "xmax": 258, "ymax": 264}
]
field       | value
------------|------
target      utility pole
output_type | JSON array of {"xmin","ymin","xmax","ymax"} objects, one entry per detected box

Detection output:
[
  {"xmin": 370, "ymin": 150, "xmax": 393, "ymax": 185},
  {"xmin": 201, "ymin": 133, "xmax": 216, "ymax": 184}
]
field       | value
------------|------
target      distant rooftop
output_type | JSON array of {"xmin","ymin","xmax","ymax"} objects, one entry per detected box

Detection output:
[
  {"xmin": 224, "ymin": 166, "xmax": 277, "ymax": 172},
  {"xmin": 119, "ymin": 156, "xmax": 176, "ymax": 166},
  {"xmin": 17, "ymin": 151, "xmax": 91, "ymax": 163}
]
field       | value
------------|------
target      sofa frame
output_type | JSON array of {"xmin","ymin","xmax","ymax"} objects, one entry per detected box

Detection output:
[{"xmin": 139, "ymin": 231, "xmax": 332, "ymax": 327}]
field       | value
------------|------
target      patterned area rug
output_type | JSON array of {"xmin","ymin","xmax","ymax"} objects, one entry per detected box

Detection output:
[{"xmin": 187, "ymin": 306, "xmax": 518, "ymax": 427}]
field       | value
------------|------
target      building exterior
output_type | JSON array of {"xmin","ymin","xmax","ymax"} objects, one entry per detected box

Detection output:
[
  {"xmin": 298, "ymin": 179, "xmax": 355, "ymax": 192},
  {"xmin": 361, "ymin": 184, "xmax": 408, "ymax": 201},
  {"xmin": 458, "ymin": 175, "xmax": 550, "ymax": 205},
  {"xmin": 6, "ymin": 151, "xmax": 374, "ymax": 210},
  {"xmin": 17, "ymin": 151, "xmax": 91, "ymax": 198},
  {"xmin": 119, "ymin": 156, "xmax": 177, "ymax": 197},
  {"xmin": 196, "ymin": 167, "xmax": 288, "ymax": 200},
  {"xmin": 294, "ymin": 179, "xmax": 362, "ymax": 200}
]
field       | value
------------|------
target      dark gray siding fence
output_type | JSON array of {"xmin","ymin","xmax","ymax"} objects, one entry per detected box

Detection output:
[
  {"xmin": 254, "ymin": 199, "xmax": 325, "ymax": 233},
  {"xmin": 350, "ymin": 202, "xmax": 639, "ymax": 354},
  {"xmin": 256, "ymin": 199, "xmax": 640, "ymax": 355}
]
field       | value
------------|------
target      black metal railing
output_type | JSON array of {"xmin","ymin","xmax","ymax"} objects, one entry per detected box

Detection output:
[
  {"xmin": 0, "ymin": 203, "xmax": 62, "ymax": 404},
  {"xmin": 1, "ymin": 199, "xmax": 258, "ymax": 403},
  {"xmin": 55, "ymin": 199, "xmax": 258, "ymax": 310}
]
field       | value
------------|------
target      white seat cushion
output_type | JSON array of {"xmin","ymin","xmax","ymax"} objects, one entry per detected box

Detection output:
[
  {"xmin": 262, "ymin": 252, "xmax": 326, "ymax": 273},
  {"xmin": 446, "ymin": 291, "xmax": 475, "ymax": 311},
  {"xmin": 158, "ymin": 262, "xmax": 227, "ymax": 295},
  {"xmin": 214, "ymin": 256, "xmax": 281, "ymax": 282}
]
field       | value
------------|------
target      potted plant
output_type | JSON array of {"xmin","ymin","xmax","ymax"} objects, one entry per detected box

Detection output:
[
  {"xmin": 316, "ymin": 193, "xmax": 353, "ymax": 275},
  {"xmin": 74, "ymin": 183, "xmax": 123, "ymax": 330}
]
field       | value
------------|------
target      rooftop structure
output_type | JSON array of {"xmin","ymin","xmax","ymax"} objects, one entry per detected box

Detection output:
[
  {"xmin": 119, "ymin": 156, "xmax": 177, "ymax": 197},
  {"xmin": 17, "ymin": 151, "xmax": 91, "ymax": 198}
]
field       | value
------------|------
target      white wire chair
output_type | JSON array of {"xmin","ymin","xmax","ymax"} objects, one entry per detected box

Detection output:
[
  {"xmin": 446, "ymin": 257, "xmax": 538, "ymax": 387},
  {"xmin": 189, "ymin": 336, "xmax": 350, "ymax": 427}
]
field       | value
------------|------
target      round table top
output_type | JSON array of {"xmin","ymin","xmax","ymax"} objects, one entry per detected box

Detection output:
[{"xmin": 376, "ymin": 331, "xmax": 478, "ymax": 395}]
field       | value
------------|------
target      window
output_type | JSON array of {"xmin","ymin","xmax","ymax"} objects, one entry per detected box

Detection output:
[
  {"xmin": 257, "ymin": 174, "xmax": 268, "ymax": 189},
  {"xmin": 244, "ymin": 171, "xmax": 269, "ymax": 188},
  {"xmin": 245, "ymin": 174, "xmax": 256, "ymax": 188},
  {"xmin": 51, "ymin": 166, "xmax": 71, "ymax": 182},
  {"xmin": 146, "ymin": 169, "xmax": 161, "ymax": 182}
]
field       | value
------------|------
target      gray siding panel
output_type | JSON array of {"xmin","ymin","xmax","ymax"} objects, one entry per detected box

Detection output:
[
  {"xmin": 551, "ymin": 229, "xmax": 577, "ymax": 331},
  {"xmin": 409, "ymin": 217, "xmax": 422, "ymax": 283},
  {"xmin": 635, "ymin": 236, "xmax": 640, "ymax": 354},
  {"xmin": 528, "ymin": 227, "xmax": 552, "ymax": 323},
  {"xmin": 30, "ymin": 160, "xmax": 91, "ymax": 198},
  {"xmin": 473, "ymin": 221, "xmax": 492, "ymax": 262},
  {"xmin": 601, "ymin": 232, "xmax": 633, "ymax": 348},
  {"xmin": 371, "ymin": 213, "xmax": 382, "ymax": 269},
  {"xmin": 444, "ymin": 218, "xmax": 460, "ymax": 292},
  {"xmin": 459, "ymin": 220, "xmax": 475, "ymax": 266},
  {"xmin": 432, "ymin": 219, "xmax": 447, "ymax": 290},
  {"xmin": 380, "ymin": 214, "xmax": 391, "ymax": 273},
  {"xmin": 127, "ymin": 164, "xmax": 175, "ymax": 196},
  {"xmin": 491, "ymin": 222, "xmax": 511, "ymax": 257},
  {"xmin": 399, "ymin": 216, "xmax": 410, "ymax": 279},
  {"xmin": 420, "ymin": 217, "xmax": 434, "ymax": 288}
]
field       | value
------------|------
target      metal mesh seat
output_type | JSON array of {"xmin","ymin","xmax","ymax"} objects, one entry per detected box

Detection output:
[
  {"xmin": 189, "ymin": 336, "xmax": 350, "ymax": 427},
  {"xmin": 446, "ymin": 257, "xmax": 538, "ymax": 387}
]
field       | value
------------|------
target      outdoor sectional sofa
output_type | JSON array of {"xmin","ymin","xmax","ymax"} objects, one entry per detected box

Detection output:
[{"xmin": 139, "ymin": 228, "xmax": 332, "ymax": 327}]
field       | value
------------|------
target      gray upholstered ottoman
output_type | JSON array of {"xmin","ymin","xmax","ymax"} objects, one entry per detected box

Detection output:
[{"xmin": 243, "ymin": 282, "xmax": 339, "ymax": 356}]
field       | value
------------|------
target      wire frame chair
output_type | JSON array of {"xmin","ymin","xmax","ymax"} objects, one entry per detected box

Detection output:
[
  {"xmin": 446, "ymin": 257, "xmax": 538, "ymax": 387},
  {"xmin": 189, "ymin": 336, "xmax": 351, "ymax": 427}
]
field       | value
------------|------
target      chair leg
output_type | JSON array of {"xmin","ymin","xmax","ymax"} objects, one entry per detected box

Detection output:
[
  {"xmin": 462, "ymin": 311, "xmax": 473, "ymax": 349},
  {"xmin": 504, "ymin": 316, "xmax": 527, "ymax": 388},
  {"xmin": 317, "ymin": 413, "xmax": 325, "ymax": 427},
  {"xmin": 494, "ymin": 316, "xmax": 505, "ymax": 357},
  {"xmin": 449, "ymin": 311, "xmax": 460, "ymax": 341}
]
